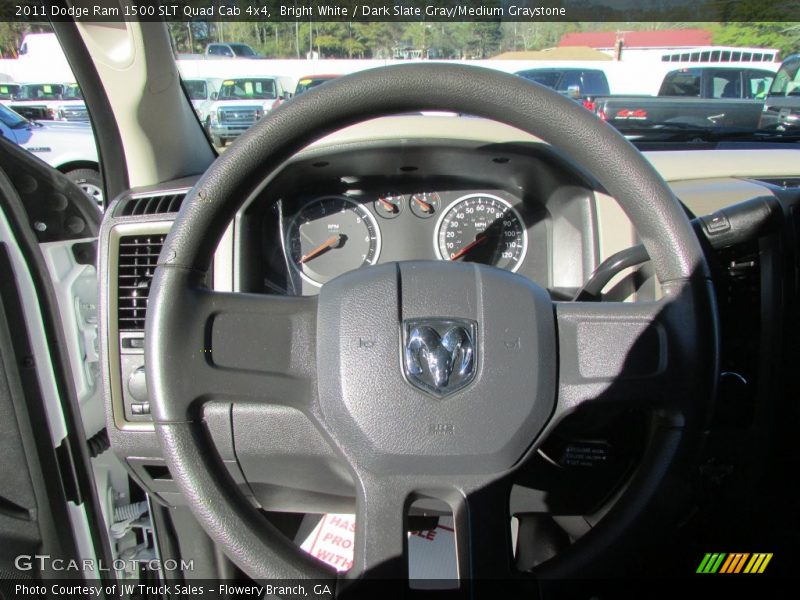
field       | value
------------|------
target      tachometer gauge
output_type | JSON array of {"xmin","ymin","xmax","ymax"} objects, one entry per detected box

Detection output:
[
  {"xmin": 287, "ymin": 196, "xmax": 381, "ymax": 286},
  {"xmin": 434, "ymin": 193, "xmax": 527, "ymax": 272}
]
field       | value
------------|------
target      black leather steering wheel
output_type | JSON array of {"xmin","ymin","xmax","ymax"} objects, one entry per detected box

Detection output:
[{"xmin": 146, "ymin": 64, "xmax": 717, "ymax": 591}]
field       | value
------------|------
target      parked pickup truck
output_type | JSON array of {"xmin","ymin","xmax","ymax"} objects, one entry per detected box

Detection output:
[
  {"xmin": 0, "ymin": 103, "xmax": 102, "ymax": 206},
  {"xmin": 515, "ymin": 67, "xmax": 610, "ymax": 98},
  {"xmin": 205, "ymin": 43, "xmax": 261, "ymax": 58},
  {"xmin": 178, "ymin": 43, "xmax": 264, "ymax": 60},
  {"xmin": 205, "ymin": 76, "xmax": 293, "ymax": 146},
  {"xmin": 593, "ymin": 67, "xmax": 776, "ymax": 130}
]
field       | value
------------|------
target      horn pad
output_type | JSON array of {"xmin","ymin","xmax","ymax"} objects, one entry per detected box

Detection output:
[{"xmin": 316, "ymin": 261, "xmax": 556, "ymax": 476}]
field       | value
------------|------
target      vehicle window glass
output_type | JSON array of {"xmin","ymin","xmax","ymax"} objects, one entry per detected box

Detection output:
[
  {"xmin": 770, "ymin": 59, "xmax": 800, "ymax": 97},
  {"xmin": 558, "ymin": 71, "xmax": 582, "ymax": 92},
  {"xmin": 518, "ymin": 71, "xmax": 560, "ymax": 88},
  {"xmin": 0, "ymin": 84, "xmax": 18, "ymax": 100},
  {"xmin": 208, "ymin": 45, "xmax": 223, "ymax": 56},
  {"xmin": 0, "ymin": 29, "xmax": 102, "ymax": 209},
  {"xmin": 0, "ymin": 104, "xmax": 28, "ymax": 128},
  {"xmin": 745, "ymin": 72, "xmax": 774, "ymax": 99},
  {"xmin": 659, "ymin": 71, "xmax": 701, "ymax": 96},
  {"xmin": 18, "ymin": 84, "xmax": 63, "ymax": 100},
  {"xmin": 712, "ymin": 71, "xmax": 740, "ymax": 98},
  {"xmin": 582, "ymin": 71, "xmax": 609, "ymax": 95},
  {"xmin": 230, "ymin": 44, "xmax": 255, "ymax": 57},
  {"xmin": 183, "ymin": 80, "xmax": 208, "ymax": 100},
  {"xmin": 62, "ymin": 84, "xmax": 83, "ymax": 100},
  {"xmin": 219, "ymin": 79, "xmax": 276, "ymax": 100}
]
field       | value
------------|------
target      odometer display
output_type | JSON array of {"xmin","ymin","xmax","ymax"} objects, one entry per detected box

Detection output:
[{"xmin": 434, "ymin": 194, "xmax": 527, "ymax": 272}]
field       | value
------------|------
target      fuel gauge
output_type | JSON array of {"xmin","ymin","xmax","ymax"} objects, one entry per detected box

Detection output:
[
  {"xmin": 374, "ymin": 193, "xmax": 404, "ymax": 219},
  {"xmin": 409, "ymin": 192, "xmax": 441, "ymax": 218}
]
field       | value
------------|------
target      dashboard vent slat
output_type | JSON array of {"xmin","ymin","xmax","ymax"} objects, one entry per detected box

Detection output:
[
  {"xmin": 117, "ymin": 234, "xmax": 166, "ymax": 331},
  {"xmin": 117, "ymin": 191, "xmax": 187, "ymax": 217}
]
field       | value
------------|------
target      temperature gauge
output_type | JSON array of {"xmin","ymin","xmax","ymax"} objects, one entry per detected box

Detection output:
[{"xmin": 409, "ymin": 192, "xmax": 441, "ymax": 218}]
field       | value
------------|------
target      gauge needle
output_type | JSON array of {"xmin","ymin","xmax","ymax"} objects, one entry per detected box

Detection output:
[
  {"xmin": 299, "ymin": 235, "xmax": 341, "ymax": 264},
  {"xmin": 378, "ymin": 197, "xmax": 398, "ymax": 213},
  {"xmin": 414, "ymin": 196, "xmax": 434, "ymax": 213},
  {"xmin": 450, "ymin": 234, "xmax": 487, "ymax": 261}
]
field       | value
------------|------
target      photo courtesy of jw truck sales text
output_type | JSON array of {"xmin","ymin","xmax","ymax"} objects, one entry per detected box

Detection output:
[{"xmin": 0, "ymin": 1, "xmax": 797, "ymax": 599}]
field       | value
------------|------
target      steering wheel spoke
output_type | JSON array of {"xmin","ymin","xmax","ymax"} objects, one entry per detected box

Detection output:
[
  {"xmin": 554, "ymin": 285, "xmax": 711, "ymax": 420},
  {"xmin": 348, "ymin": 475, "xmax": 410, "ymax": 580},
  {"xmin": 147, "ymin": 266, "xmax": 319, "ymax": 422},
  {"xmin": 451, "ymin": 477, "xmax": 516, "ymax": 580}
]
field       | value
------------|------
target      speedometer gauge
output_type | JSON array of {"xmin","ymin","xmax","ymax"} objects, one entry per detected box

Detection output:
[
  {"xmin": 287, "ymin": 196, "xmax": 381, "ymax": 287},
  {"xmin": 434, "ymin": 193, "xmax": 527, "ymax": 272}
]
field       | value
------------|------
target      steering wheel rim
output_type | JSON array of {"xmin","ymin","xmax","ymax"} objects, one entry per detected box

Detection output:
[{"xmin": 146, "ymin": 64, "xmax": 717, "ymax": 586}]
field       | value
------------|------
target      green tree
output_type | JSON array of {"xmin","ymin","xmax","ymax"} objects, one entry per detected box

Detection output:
[{"xmin": 711, "ymin": 22, "xmax": 800, "ymax": 57}]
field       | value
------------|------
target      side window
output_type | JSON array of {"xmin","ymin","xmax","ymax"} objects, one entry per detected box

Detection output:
[
  {"xmin": 660, "ymin": 71, "xmax": 701, "ymax": 97},
  {"xmin": 745, "ymin": 72, "xmax": 774, "ymax": 99},
  {"xmin": 208, "ymin": 45, "xmax": 222, "ymax": 56},
  {"xmin": 711, "ymin": 71, "xmax": 741, "ymax": 98},
  {"xmin": 2, "ymin": 29, "xmax": 103, "ymax": 210}
]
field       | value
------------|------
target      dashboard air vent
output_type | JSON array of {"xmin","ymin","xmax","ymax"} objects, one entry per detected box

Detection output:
[
  {"xmin": 117, "ymin": 234, "xmax": 166, "ymax": 331},
  {"xmin": 117, "ymin": 191, "xmax": 187, "ymax": 217}
]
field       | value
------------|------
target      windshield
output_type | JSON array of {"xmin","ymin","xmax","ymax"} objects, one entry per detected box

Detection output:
[
  {"xmin": 516, "ymin": 70, "xmax": 561, "ymax": 88},
  {"xmin": 0, "ymin": 103, "xmax": 29, "ymax": 129},
  {"xmin": 168, "ymin": 21, "xmax": 798, "ymax": 144},
  {"xmin": 218, "ymin": 79, "xmax": 277, "ymax": 100},
  {"xmin": 769, "ymin": 57, "xmax": 800, "ymax": 97},
  {"xmin": 0, "ymin": 84, "xmax": 18, "ymax": 100},
  {"xmin": 230, "ymin": 44, "xmax": 256, "ymax": 57},
  {"xmin": 183, "ymin": 80, "xmax": 208, "ymax": 100},
  {"xmin": 17, "ymin": 84, "xmax": 64, "ymax": 100},
  {"xmin": 62, "ymin": 84, "xmax": 83, "ymax": 100},
  {"xmin": 295, "ymin": 77, "xmax": 336, "ymax": 94}
]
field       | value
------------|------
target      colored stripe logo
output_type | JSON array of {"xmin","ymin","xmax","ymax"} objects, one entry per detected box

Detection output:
[{"xmin": 697, "ymin": 553, "xmax": 773, "ymax": 574}]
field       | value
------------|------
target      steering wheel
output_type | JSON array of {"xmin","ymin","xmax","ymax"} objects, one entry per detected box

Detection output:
[{"xmin": 146, "ymin": 64, "xmax": 717, "ymax": 590}]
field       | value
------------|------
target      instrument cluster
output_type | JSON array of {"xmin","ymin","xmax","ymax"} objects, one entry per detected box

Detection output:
[{"xmin": 275, "ymin": 189, "xmax": 530, "ymax": 292}]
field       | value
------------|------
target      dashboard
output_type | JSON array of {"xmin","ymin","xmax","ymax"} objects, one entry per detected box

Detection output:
[
  {"xmin": 236, "ymin": 140, "xmax": 599, "ymax": 298},
  {"xmin": 97, "ymin": 117, "xmax": 800, "ymax": 518}
]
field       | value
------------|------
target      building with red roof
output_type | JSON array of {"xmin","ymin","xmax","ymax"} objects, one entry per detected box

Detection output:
[{"xmin": 558, "ymin": 29, "xmax": 713, "ymax": 51}]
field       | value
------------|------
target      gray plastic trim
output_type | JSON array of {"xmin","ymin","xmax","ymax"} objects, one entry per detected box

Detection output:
[{"xmin": 106, "ymin": 221, "xmax": 172, "ymax": 432}]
